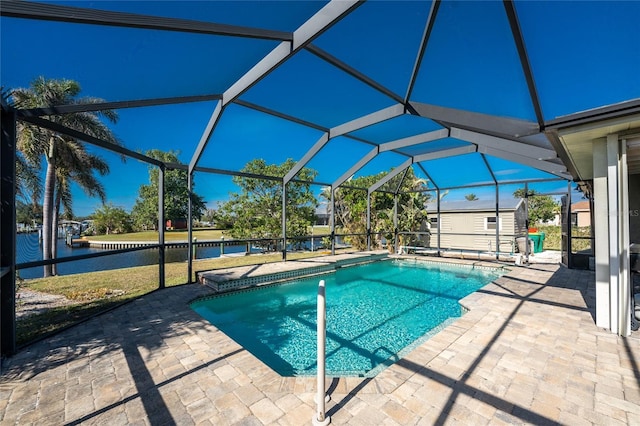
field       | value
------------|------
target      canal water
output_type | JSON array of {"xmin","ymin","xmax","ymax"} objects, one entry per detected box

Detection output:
[
  {"xmin": 16, "ymin": 233, "xmax": 328, "ymax": 279},
  {"xmin": 17, "ymin": 233, "xmax": 250, "ymax": 279}
]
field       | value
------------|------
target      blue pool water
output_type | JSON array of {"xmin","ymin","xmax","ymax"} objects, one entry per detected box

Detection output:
[{"xmin": 190, "ymin": 259, "xmax": 502, "ymax": 377}]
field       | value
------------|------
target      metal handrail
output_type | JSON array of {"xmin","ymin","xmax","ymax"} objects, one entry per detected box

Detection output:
[{"xmin": 313, "ymin": 279, "xmax": 330, "ymax": 426}]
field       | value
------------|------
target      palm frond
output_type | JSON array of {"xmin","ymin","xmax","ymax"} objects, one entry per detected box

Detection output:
[{"xmin": 16, "ymin": 154, "xmax": 42, "ymax": 203}]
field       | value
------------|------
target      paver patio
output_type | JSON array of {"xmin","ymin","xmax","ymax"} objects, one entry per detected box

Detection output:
[{"xmin": 1, "ymin": 259, "xmax": 639, "ymax": 425}]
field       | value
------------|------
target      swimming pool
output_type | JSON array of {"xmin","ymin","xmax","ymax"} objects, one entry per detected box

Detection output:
[{"xmin": 190, "ymin": 259, "xmax": 503, "ymax": 377}]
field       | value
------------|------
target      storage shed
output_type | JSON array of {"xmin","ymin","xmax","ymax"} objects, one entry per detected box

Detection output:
[{"xmin": 425, "ymin": 199, "xmax": 527, "ymax": 253}]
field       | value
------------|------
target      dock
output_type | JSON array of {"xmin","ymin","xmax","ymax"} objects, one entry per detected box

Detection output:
[{"xmin": 65, "ymin": 235, "xmax": 89, "ymax": 248}]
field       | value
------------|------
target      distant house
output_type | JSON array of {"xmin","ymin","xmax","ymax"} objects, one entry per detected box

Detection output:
[
  {"xmin": 425, "ymin": 199, "xmax": 527, "ymax": 252},
  {"xmin": 571, "ymin": 201, "xmax": 591, "ymax": 227},
  {"xmin": 166, "ymin": 218, "xmax": 187, "ymax": 230},
  {"xmin": 315, "ymin": 205, "xmax": 329, "ymax": 226},
  {"xmin": 543, "ymin": 209, "xmax": 561, "ymax": 226}
]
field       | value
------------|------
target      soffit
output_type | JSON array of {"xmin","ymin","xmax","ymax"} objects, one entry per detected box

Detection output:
[{"xmin": 557, "ymin": 115, "xmax": 640, "ymax": 179}]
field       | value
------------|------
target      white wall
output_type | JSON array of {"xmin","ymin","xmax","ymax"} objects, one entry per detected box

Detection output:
[{"xmin": 435, "ymin": 210, "xmax": 517, "ymax": 252}]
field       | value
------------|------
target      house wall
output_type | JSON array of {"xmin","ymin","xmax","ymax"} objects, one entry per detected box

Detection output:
[
  {"xmin": 166, "ymin": 219, "xmax": 187, "ymax": 230},
  {"xmin": 576, "ymin": 211, "xmax": 592, "ymax": 227},
  {"xmin": 435, "ymin": 210, "xmax": 518, "ymax": 252}
]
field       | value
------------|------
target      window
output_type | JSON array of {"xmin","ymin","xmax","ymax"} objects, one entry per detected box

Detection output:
[
  {"xmin": 429, "ymin": 217, "xmax": 438, "ymax": 230},
  {"xmin": 571, "ymin": 213, "xmax": 578, "ymax": 227},
  {"xmin": 485, "ymin": 216, "xmax": 502, "ymax": 231}
]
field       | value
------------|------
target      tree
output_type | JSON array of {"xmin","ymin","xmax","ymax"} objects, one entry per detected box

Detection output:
[
  {"xmin": 92, "ymin": 203, "xmax": 132, "ymax": 235},
  {"xmin": 12, "ymin": 77, "xmax": 119, "ymax": 277},
  {"xmin": 465, "ymin": 193, "xmax": 479, "ymax": 201},
  {"xmin": 326, "ymin": 172, "xmax": 390, "ymax": 250},
  {"xmin": 16, "ymin": 153, "xmax": 42, "ymax": 203},
  {"xmin": 202, "ymin": 207, "xmax": 234, "ymax": 229},
  {"xmin": 396, "ymin": 182, "xmax": 431, "ymax": 246},
  {"xmin": 16, "ymin": 201, "xmax": 42, "ymax": 227},
  {"xmin": 3, "ymin": 89, "xmax": 42, "ymax": 210},
  {"xmin": 323, "ymin": 167, "xmax": 430, "ymax": 250},
  {"xmin": 216, "ymin": 159, "xmax": 318, "ymax": 250},
  {"xmin": 513, "ymin": 188, "xmax": 559, "ymax": 224},
  {"xmin": 200, "ymin": 208, "xmax": 217, "ymax": 225},
  {"xmin": 48, "ymin": 147, "xmax": 111, "ymax": 273},
  {"xmin": 131, "ymin": 150, "xmax": 206, "ymax": 231}
]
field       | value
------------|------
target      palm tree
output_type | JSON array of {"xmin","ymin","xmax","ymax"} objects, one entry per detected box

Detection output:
[
  {"xmin": 465, "ymin": 193, "xmax": 479, "ymax": 201},
  {"xmin": 50, "ymin": 148, "xmax": 110, "ymax": 274},
  {"xmin": 12, "ymin": 77, "xmax": 119, "ymax": 277},
  {"xmin": 16, "ymin": 153, "xmax": 42, "ymax": 204},
  {"xmin": 3, "ymin": 88, "xmax": 42, "ymax": 203}
]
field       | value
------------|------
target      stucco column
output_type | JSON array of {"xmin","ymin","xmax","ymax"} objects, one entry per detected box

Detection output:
[
  {"xmin": 593, "ymin": 134, "xmax": 631, "ymax": 335},
  {"xmin": 593, "ymin": 139, "xmax": 609, "ymax": 328},
  {"xmin": 606, "ymin": 134, "xmax": 621, "ymax": 334}
]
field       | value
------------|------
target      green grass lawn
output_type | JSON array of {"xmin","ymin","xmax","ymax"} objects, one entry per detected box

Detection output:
[
  {"xmin": 87, "ymin": 225, "xmax": 333, "ymax": 242},
  {"xmin": 17, "ymin": 249, "xmax": 342, "ymax": 346},
  {"xmin": 86, "ymin": 229, "xmax": 226, "ymax": 242}
]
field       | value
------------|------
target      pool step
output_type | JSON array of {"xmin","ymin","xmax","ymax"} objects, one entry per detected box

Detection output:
[
  {"xmin": 197, "ymin": 252, "xmax": 389, "ymax": 293},
  {"xmin": 198, "ymin": 263, "xmax": 336, "ymax": 292},
  {"xmin": 335, "ymin": 252, "xmax": 388, "ymax": 268}
]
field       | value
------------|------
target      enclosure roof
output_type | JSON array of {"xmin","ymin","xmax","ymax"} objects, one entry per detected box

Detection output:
[{"xmin": 3, "ymin": 0, "xmax": 639, "ymax": 196}]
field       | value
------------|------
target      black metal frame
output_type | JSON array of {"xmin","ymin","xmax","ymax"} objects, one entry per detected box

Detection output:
[
  {"xmin": 0, "ymin": 0, "xmax": 293, "ymax": 41},
  {"xmin": 1, "ymin": 107, "xmax": 17, "ymax": 358}
]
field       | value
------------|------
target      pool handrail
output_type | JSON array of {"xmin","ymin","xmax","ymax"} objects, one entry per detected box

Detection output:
[{"xmin": 313, "ymin": 279, "xmax": 330, "ymax": 426}]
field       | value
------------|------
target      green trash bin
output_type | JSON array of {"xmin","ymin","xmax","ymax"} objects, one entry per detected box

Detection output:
[{"xmin": 528, "ymin": 232, "xmax": 544, "ymax": 253}]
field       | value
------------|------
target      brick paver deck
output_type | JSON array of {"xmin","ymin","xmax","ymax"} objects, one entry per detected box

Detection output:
[{"xmin": 1, "ymin": 259, "xmax": 639, "ymax": 425}]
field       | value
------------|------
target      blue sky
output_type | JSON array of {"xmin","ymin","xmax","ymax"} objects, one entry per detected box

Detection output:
[{"xmin": 3, "ymin": 1, "xmax": 638, "ymax": 216}]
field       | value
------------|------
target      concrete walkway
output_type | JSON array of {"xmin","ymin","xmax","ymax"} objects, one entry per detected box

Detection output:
[{"xmin": 1, "ymin": 261, "xmax": 639, "ymax": 425}]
